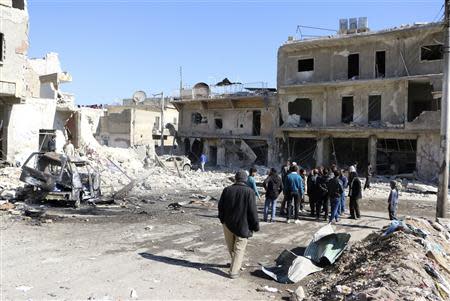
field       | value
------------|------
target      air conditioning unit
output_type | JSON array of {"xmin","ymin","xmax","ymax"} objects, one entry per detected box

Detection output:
[
  {"xmin": 339, "ymin": 19, "xmax": 349, "ymax": 34},
  {"xmin": 358, "ymin": 17, "xmax": 368, "ymax": 31},
  {"xmin": 349, "ymin": 18, "xmax": 358, "ymax": 31}
]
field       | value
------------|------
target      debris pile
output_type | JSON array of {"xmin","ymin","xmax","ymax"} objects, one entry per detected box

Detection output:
[
  {"xmin": 0, "ymin": 167, "xmax": 24, "ymax": 201},
  {"xmin": 304, "ymin": 217, "xmax": 450, "ymax": 301}
]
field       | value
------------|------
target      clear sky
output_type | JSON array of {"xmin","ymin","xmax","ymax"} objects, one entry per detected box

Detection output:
[{"xmin": 27, "ymin": 0, "xmax": 442, "ymax": 105}]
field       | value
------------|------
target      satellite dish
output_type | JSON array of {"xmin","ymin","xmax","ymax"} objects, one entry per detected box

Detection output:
[{"xmin": 132, "ymin": 90, "xmax": 147, "ymax": 103}]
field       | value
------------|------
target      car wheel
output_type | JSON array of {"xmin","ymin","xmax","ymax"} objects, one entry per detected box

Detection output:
[{"xmin": 183, "ymin": 164, "xmax": 191, "ymax": 172}]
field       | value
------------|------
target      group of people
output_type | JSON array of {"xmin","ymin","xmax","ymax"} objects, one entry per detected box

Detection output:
[{"xmin": 218, "ymin": 161, "xmax": 399, "ymax": 279}]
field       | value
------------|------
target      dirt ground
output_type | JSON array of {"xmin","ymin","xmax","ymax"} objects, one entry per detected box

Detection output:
[{"xmin": 1, "ymin": 186, "xmax": 447, "ymax": 301}]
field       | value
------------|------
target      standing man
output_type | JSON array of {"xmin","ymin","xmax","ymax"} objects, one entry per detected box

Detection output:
[
  {"xmin": 338, "ymin": 169, "xmax": 348, "ymax": 216},
  {"xmin": 307, "ymin": 169, "xmax": 318, "ymax": 217},
  {"xmin": 388, "ymin": 180, "xmax": 399, "ymax": 220},
  {"xmin": 285, "ymin": 165, "xmax": 304, "ymax": 224},
  {"xmin": 218, "ymin": 171, "xmax": 260, "ymax": 279},
  {"xmin": 316, "ymin": 168, "xmax": 330, "ymax": 221},
  {"xmin": 263, "ymin": 168, "xmax": 283, "ymax": 222},
  {"xmin": 200, "ymin": 153, "xmax": 207, "ymax": 172},
  {"xmin": 364, "ymin": 162, "xmax": 373, "ymax": 190},
  {"xmin": 247, "ymin": 167, "xmax": 261, "ymax": 201},
  {"xmin": 349, "ymin": 168, "xmax": 362, "ymax": 219},
  {"xmin": 327, "ymin": 170, "xmax": 344, "ymax": 223},
  {"xmin": 280, "ymin": 159, "xmax": 291, "ymax": 216}
]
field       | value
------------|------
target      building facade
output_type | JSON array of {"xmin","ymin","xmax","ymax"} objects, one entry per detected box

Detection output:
[
  {"xmin": 0, "ymin": 1, "xmax": 77, "ymax": 164},
  {"xmin": 277, "ymin": 22, "xmax": 443, "ymax": 180},
  {"xmin": 173, "ymin": 83, "xmax": 278, "ymax": 167}
]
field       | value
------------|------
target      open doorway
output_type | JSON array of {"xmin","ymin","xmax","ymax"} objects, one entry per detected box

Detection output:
[
  {"xmin": 288, "ymin": 138, "xmax": 316, "ymax": 169},
  {"xmin": 252, "ymin": 111, "xmax": 261, "ymax": 136},
  {"xmin": 190, "ymin": 139, "xmax": 204, "ymax": 164},
  {"xmin": 329, "ymin": 138, "xmax": 368, "ymax": 172},
  {"xmin": 376, "ymin": 139, "xmax": 416, "ymax": 175},
  {"xmin": 209, "ymin": 146, "xmax": 217, "ymax": 166}
]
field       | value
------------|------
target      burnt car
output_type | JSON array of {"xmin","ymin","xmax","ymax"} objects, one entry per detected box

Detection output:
[
  {"xmin": 20, "ymin": 152, "xmax": 101, "ymax": 207},
  {"xmin": 161, "ymin": 155, "xmax": 192, "ymax": 171}
]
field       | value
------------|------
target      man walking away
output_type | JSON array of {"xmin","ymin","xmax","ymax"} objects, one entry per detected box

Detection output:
[
  {"xmin": 338, "ymin": 169, "xmax": 348, "ymax": 216},
  {"xmin": 200, "ymin": 153, "xmax": 207, "ymax": 172},
  {"xmin": 349, "ymin": 169, "xmax": 362, "ymax": 219},
  {"xmin": 247, "ymin": 167, "xmax": 261, "ymax": 201},
  {"xmin": 307, "ymin": 169, "xmax": 318, "ymax": 217},
  {"xmin": 263, "ymin": 168, "xmax": 283, "ymax": 222},
  {"xmin": 328, "ymin": 170, "xmax": 344, "ymax": 223},
  {"xmin": 364, "ymin": 162, "xmax": 373, "ymax": 190},
  {"xmin": 218, "ymin": 171, "xmax": 260, "ymax": 279},
  {"xmin": 280, "ymin": 159, "xmax": 291, "ymax": 216},
  {"xmin": 285, "ymin": 165, "xmax": 304, "ymax": 224},
  {"xmin": 388, "ymin": 180, "xmax": 399, "ymax": 220}
]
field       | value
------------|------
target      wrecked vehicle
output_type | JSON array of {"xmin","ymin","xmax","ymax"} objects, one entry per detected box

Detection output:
[
  {"xmin": 161, "ymin": 155, "xmax": 192, "ymax": 171},
  {"xmin": 20, "ymin": 152, "xmax": 101, "ymax": 207}
]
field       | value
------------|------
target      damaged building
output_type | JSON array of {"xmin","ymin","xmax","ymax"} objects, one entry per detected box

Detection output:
[
  {"xmin": 277, "ymin": 20, "xmax": 443, "ymax": 180},
  {"xmin": 96, "ymin": 96, "xmax": 178, "ymax": 153},
  {"xmin": 0, "ymin": 1, "xmax": 80, "ymax": 164},
  {"xmin": 172, "ymin": 82, "xmax": 278, "ymax": 167}
]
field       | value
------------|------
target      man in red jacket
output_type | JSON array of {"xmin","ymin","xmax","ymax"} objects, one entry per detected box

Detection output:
[{"xmin": 218, "ymin": 170, "xmax": 260, "ymax": 279}]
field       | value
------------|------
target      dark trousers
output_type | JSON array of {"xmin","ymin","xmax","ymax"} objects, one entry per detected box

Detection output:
[
  {"xmin": 280, "ymin": 192, "xmax": 288, "ymax": 215},
  {"xmin": 329, "ymin": 197, "xmax": 340, "ymax": 222},
  {"xmin": 349, "ymin": 197, "xmax": 361, "ymax": 218},
  {"xmin": 316, "ymin": 196, "xmax": 329, "ymax": 219},
  {"xmin": 388, "ymin": 203, "xmax": 397, "ymax": 220},
  {"xmin": 286, "ymin": 192, "xmax": 300, "ymax": 220},
  {"xmin": 309, "ymin": 195, "xmax": 316, "ymax": 216},
  {"xmin": 364, "ymin": 176, "xmax": 371, "ymax": 190}
]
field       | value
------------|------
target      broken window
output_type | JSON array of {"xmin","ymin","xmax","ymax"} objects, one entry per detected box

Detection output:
[
  {"xmin": 252, "ymin": 111, "xmax": 261, "ymax": 136},
  {"xmin": 375, "ymin": 51, "xmax": 386, "ymax": 78},
  {"xmin": 298, "ymin": 58, "xmax": 314, "ymax": 72},
  {"xmin": 348, "ymin": 54, "xmax": 359, "ymax": 79},
  {"xmin": 421, "ymin": 44, "xmax": 443, "ymax": 61},
  {"xmin": 215, "ymin": 118, "xmax": 223, "ymax": 129},
  {"xmin": 191, "ymin": 113, "xmax": 202, "ymax": 124},
  {"xmin": 288, "ymin": 98, "xmax": 312, "ymax": 123},
  {"xmin": 12, "ymin": 0, "xmax": 25, "ymax": 10},
  {"xmin": 341, "ymin": 96, "xmax": 354, "ymax": 123},
  {"xmin": 0, "ymin": 33, "xmax": 3, "ymax": 62},
  {"xmin": 407, "ymin": 81, "xmax": 435, "ymax": 121},
  {"xmin": 368, "ymin": 95, "xmax": 382, "ymax": 122},
  {"xmin": 155, "ymin": 116, "xmax": 160, "ymax": 130}
]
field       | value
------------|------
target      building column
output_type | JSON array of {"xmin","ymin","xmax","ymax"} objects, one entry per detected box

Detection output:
[
  {"xmin": 217, "ymin": 143, "xmax": 226, "ymax": 166},
  {"xmin": 316, "ymin": 137, "xmax": 325, "ymax": 167},
  {"xmin": 368, "ymin": 135, "xmax": 377, "ymax": 173}
]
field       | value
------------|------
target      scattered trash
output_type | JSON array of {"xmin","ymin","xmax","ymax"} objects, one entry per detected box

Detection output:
[
  {"xmin": 16, "ymin": 285, "xmax": 33, "ymax": 293},
  {"xmin": 257, "ymin": 286, "xmax": 278, "ymax": 293},
  {"xmin": 130, "ymin": 288, "xmax": 138, "ymax": 299},
  {"xmin": 293, "ymin": 286, "xmax": 306, "ymax": 301}
]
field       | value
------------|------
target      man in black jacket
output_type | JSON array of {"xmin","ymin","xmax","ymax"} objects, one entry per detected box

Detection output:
[
  {"xmin": 349, "ymin": 170, "xmax": 362, "ymax": 219},
  {"xmin": 263, "ymin": 168, "xmax": 283, "ymax": 222},
  {"xmin": 315, "ymin": 169, "xmax": 331, "ymax": 221},
  {"xmin": 218, "ymin": 171, "xmax": 260, "ymax": 279}
]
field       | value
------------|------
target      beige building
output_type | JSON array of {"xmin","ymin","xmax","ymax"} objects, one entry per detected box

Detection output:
[
  {"xmin": 0, "ymin": 1, "xmax": 78, "ymax": 164},
  {"xmin": 172, "ymin": 82, "xmax": 278, "ymax": 167},
  {"xmin": 277, "ymin": 21, "xmax": 443, "ymax": 180},
  {"xmin": 96, "ymin": 98, "xmax": 178, "ymax": 151}
]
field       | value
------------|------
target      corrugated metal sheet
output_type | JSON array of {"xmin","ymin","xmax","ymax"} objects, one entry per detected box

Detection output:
[{"xmin": 304, "ymin": 233, "xmax": 351, "ymax": 264}]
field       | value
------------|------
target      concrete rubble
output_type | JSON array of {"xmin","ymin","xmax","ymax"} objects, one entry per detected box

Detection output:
[{"xmin": 304, "ymin": 217, "xmax": 450, "ymax": 301}]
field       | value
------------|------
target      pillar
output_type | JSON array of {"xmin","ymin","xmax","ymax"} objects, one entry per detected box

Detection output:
[
  {"xmin": 316, "ymin": 137, "xmax": 324, "ymax": 167},
  {"xmin": 368, "ymin": 135, "xmax": 377, "ymax": 173}
]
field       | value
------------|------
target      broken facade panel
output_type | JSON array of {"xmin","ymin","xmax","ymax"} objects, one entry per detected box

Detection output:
[
  {"xmin": 173, "ymin": 87, "xmax": 278, "ymax": 167},
  {"xmin": 277, "ymin": 22, "xmax": 442, "ymax": 180}
]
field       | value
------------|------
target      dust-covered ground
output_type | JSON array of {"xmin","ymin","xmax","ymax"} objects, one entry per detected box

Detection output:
[{"xmin": 2, "ymin": 177, "xmax": 448, "ymax": 301}]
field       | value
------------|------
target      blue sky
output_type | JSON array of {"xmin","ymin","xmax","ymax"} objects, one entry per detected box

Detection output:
[{"xmin": 27, "ymin": 0, "xmax": 442, "ymax": 105}]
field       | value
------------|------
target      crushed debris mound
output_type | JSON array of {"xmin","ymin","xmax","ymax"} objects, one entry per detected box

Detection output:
[{"xmin": 304, "ymin": 217, "xmax": 450, "ymax": 301}]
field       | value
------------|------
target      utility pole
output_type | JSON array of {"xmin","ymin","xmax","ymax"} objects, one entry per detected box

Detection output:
[
  {"xmin": 437, "ymin": 0, "xmax": 450, "ymax": 219},
  {"xmin": 160, "ymin": 92, "xmax": 165, "ymax": 154},
  {"xmin": 179, "ymin": 66, "xmax": 183, "ymax": 101}
]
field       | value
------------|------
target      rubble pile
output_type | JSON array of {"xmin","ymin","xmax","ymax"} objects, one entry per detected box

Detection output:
[
  {"xmin": 0, "ymin": 167, "xmax": 24, "ymax": 201},
  {"xmin": 305, "ymin": 217, "xmax": 450, "ymax": 301}
]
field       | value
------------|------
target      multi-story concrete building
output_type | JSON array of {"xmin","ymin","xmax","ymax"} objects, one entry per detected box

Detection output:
[
  {"xmin": 277, "ymin": 21, "xmax": 443, "ymax": 180},
  {"xmin": 0, "ymin": 1, "xmax": 77, "ymax": 164},
  {"xmin": 172, "ymin": 82, "xmax": 278, "ymax": 167}
]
